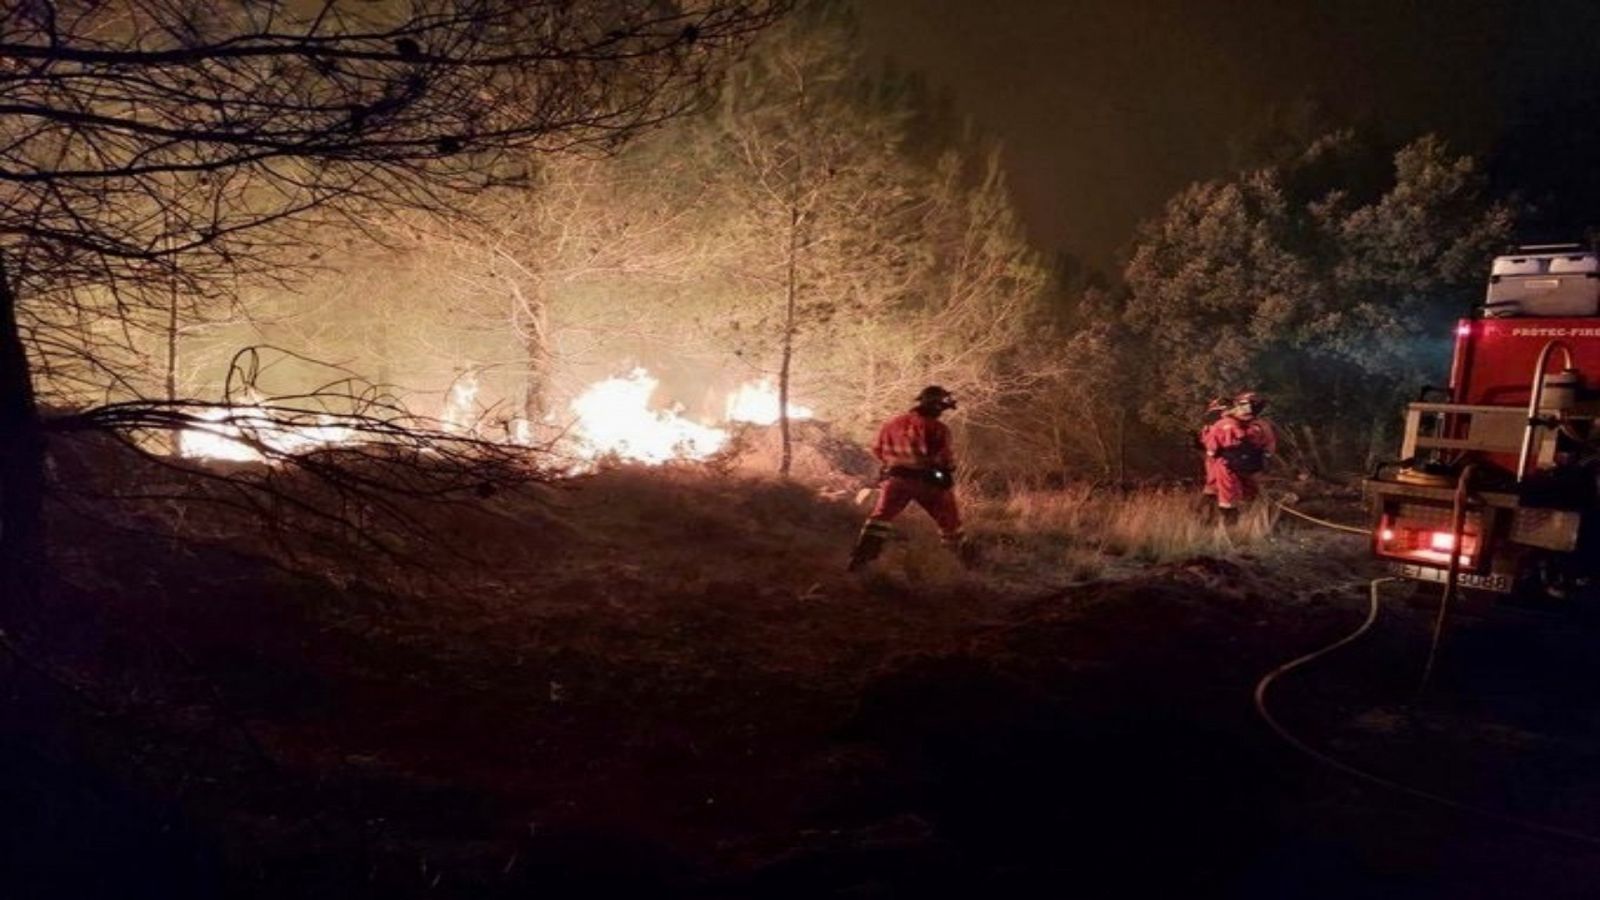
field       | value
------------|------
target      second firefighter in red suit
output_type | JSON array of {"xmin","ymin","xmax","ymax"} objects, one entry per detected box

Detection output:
[
  {"xmin": 848, "ymin": 386, "xmax": 964, "ymax": 571},
  {"xmin": 1201, "ymin": 390, "xmax": 1277, "ymax": 524}
]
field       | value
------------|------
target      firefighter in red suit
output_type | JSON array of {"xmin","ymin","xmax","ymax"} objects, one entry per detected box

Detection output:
[
  {"xmin": 1201, "ymin": 390, "xmax": 1277, "ymax": 524},
  {"xmin": 1199, "ymin": 396, "xmax": 1231, "ymax": 504},
  {"xmin": 848, "ymin": 386, "xmax": 964, "ymax": 571}
]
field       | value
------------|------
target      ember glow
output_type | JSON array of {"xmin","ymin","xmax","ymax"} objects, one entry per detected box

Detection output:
[
  {"xmin": 725, "ymin": 377, "xmax": 814, "ymax": 426},
  {"xmin": 564, "ymin": 368, "xmax": 728, "ymax": 465},
  {"xmin": 177, "ymin": 406, "xmax": 354, "ymax": 463}
]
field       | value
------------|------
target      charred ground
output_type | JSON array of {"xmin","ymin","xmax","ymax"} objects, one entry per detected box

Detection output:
[{"xmin": 7, "ymin": 459, "xmax": 1600, "ymax": 899}]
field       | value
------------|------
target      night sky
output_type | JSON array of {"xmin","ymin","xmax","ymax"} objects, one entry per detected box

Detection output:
[{"xmin": 858, "ymin": 0, "xmax": 1600, "ymax": 270}]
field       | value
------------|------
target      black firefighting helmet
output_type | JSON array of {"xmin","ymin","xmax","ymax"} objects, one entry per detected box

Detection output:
[
  {"xmin": 915, "ymin": 385, "xmax": 958, "ymax": 411},
  {"xmin": 1232, "ymin": 390, "xmax": 1267, "ymax": 417}
]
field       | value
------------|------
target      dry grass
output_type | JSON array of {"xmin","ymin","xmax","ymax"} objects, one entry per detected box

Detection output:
[{"xmin": 976, "ymin": 483, "xmax": 1277, "ymax": 567}]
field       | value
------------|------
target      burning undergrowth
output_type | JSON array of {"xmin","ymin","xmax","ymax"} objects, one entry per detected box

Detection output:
[
  {"xmin": 154, "ymin": 361, "xmax": 834, "ymax": 480},
  {"xmin": 43, "ymin": 425, "xmax": 862, "ymax": 594},
  {"xmin": 45, "ymin": 420, "xmax": 547, "ymax": 591},
  {"xmin": 36, "ymin": 342, "xmax": 875, "ymax": 588}
]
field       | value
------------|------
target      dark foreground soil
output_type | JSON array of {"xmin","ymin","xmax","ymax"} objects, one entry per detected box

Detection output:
[{"xmin": 7, "ymin": 474, "xmax": 1600, "ymax": 899}]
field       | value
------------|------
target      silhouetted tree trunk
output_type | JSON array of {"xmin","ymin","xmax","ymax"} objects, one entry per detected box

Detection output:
[
  {"xmin": 0, "ymin": 256, "xmax": 44, "ymax": 607},
  {"xmin": 164, "ymin": 249, "xmax": 182, "ymax": 454},
  {"xmin": 778, "ymin": 203, "xmax": 800, "ymax": 477},
  {"xmin": 513, "ymin": 279, "xmax": 553, "ymax": 428}
]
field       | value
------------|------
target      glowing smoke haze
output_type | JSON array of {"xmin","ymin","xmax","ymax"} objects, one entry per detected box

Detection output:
[{"xmin": 724, "ymin": 377, "xmax": 814, "ymax": 426}]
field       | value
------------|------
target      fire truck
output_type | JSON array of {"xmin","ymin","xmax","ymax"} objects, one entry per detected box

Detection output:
[{"xmin": 1365, "ymin": 245, "xmax": 1600, "ymax": 601}]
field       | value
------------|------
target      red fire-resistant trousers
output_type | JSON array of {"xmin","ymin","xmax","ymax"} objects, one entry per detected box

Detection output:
[
  {"xmin": 1206, "ymin": 457, "xmax": 1260, "ymax": 509},
  {"xmin": 867, "ymin": 475, "xmax": 963, "ymax": 543},
  {"xmin": 1202, "ymin": 455, "xmax": 1226, "ymax": 499}
]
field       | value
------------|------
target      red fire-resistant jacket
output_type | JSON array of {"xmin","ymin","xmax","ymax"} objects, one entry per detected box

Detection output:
[
  {"xmin": 872, "ymin": 411, "xmax": 954, "ymax": 471},
  {"xmin": 1202, "ymin": 415, "xmax": 1277, "ymax": 507},
  {"xmin": 1203, "ymin": 415, "xmax": 1278, "ymax": 459}
]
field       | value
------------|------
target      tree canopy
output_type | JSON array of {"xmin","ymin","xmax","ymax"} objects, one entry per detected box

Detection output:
[{"xmin": 1123, "ymin": 132, "xmax": 1514, "ymax": 468}]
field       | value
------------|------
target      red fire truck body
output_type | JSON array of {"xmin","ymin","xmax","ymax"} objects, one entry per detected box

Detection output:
[{"xmin": 1365, "ymin": 247, "xmax": 1600, "ymax": 598}]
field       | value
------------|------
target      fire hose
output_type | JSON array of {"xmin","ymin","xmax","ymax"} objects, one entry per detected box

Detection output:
[
  {"xmin": 1274, "ymin": 483, "xmax": 1458, "ymax": 693},
  {"xmin": 1253, "ymin": 578, "xmax": 1600, "ymax": 849},
  {"xmin": 1273, "ymin": 500, "xmax": 1368, "ymax": 535},
  {"xmin": 1420, "ymin": 464, "xmax": 1477, "ymax": 691}
]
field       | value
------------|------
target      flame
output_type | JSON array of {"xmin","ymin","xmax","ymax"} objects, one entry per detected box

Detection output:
[
  {"xmin": 177, "ymin": 369, "xmax": 819, "ymax": 469},
  {"xmin": 178, "ymin": 406, "xmax": 354, "ymax": 462},
  {"xmin": 564, "ymin": 369, "xmax": 727, "ymax": 465},
  {"xmin": 725, "ymin": 377, "xmax": 814, "ymax": 426}
]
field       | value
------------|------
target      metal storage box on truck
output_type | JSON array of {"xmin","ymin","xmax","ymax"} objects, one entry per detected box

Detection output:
[{"xmin": 1484, "ymin": 249, "xmax": 1600, "ymax": 318}]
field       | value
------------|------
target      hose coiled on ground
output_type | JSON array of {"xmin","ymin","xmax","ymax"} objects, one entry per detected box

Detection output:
[{"xmin": 1254, "ymin": 577, "xmax": 1600, "ymax": 850}]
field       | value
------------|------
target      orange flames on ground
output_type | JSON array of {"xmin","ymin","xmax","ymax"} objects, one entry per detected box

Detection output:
[
  {"xmin": 176, "ymin": 406, "xmax": 355, "ymax": 462},
  {"xmin": 563, "ymin": 369, "xmax": 728, "ymax": 465},
  {"xmin": 178, "ymin": 369, "xmax": 812, "ymax": 470}
]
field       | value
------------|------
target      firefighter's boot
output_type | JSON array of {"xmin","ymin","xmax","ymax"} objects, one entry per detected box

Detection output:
[
  {"xmin": 848, "ymin": 521, "xmax": 893, "ymax": 572},
  {"xmin": 847, "ymin": 535, "xmax": 885, "ymax": 572}
]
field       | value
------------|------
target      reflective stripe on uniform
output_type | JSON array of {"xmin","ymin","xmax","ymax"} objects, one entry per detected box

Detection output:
[{"xmin": 861, "ymin": 519, "xmax": 896, "ymax": 538}]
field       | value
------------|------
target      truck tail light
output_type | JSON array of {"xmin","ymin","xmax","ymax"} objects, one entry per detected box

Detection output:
[{"xmin": 1374, "ymin": 515, "xmax": 1480, "ymax": 567}]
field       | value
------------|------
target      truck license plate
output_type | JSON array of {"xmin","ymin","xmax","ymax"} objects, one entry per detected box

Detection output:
[{"xmin": 1396, "ymin": 563, "xmax": 1511, "ymax": 593}]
